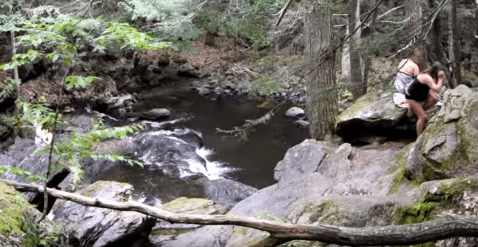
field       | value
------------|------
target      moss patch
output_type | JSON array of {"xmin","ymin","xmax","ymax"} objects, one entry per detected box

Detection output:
[
  {"xmin": 389, "ymin": 144, "xmax": 414, "ymax": 193},
  {"xmin": 439, "ymin": 177, "xmax": 478, "ymax": 199},
  {"xmin": 80, "ymin": 181, "xmax": 132, "ymax": 202},
  {"xmin": 293, "ymin": 199, "xmax": 341, "ymax": 225},
  {"xmin": 162, "ymin": 197, "xmax": 221, "ymax": 214},
  {"xmin": 0, "ymin": 181, "xmax": 33, "ymax": 235},
  {"xmin": 337, "ymin": 93, "xmax": 375, "ymax": 120},
  {"xmin": 394, "ymin": 201, "xmax": 436, "ymax": 225}
]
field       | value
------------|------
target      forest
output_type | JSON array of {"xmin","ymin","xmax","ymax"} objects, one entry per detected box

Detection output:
[{"xmin": 0, "ymin": 0, "xmax": 478, "ymax": 246}]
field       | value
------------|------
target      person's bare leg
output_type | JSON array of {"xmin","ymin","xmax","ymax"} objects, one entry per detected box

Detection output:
[
  {"xmin": 423, "ymin": 91, "xmax": 438, "ymax": 110},
  {"xmin": 407, "ymin": 99, "xmax": 427, "ymax": 135}
]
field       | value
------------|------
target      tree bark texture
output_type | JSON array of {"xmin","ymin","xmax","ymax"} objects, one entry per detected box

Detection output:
[
  {"xmin": 428, "ymin": 0, "xmax": 444, "ymax": 64},
  {"xmin": 304, "ymin": 0, "xmax": 338, "ymax": 140},
  {"xmin": 347, "ymin": 0, "xmax": 365, "ymax": 101},
  {"xmin": 448, "ymin": 0, "xmax": 461, "ymax": 88},
  {"xmin": 361, "ymin": 0, "xmax": 378, "ymax": 95},
  {"xmin": 5, "ymin": 179, "xmax": 478, "ymax": 246},
  {"xmin": 341, "ymin": 16, "xmax": 351, "ymax": 93},
  {"xmin": 10, "ymin": 30, "xmax": 19, "ymax": 112}
]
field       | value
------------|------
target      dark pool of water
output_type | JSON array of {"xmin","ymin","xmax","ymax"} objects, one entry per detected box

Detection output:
[{"xmin": 133, "ymin": 86, "xmax": 310, "ymax": 189}]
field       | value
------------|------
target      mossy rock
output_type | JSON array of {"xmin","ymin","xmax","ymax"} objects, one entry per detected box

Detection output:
[
  {"xmin": 335, "ymin": 90, "xmax": 407, "ymax": 140},
  {"xmin": 288, "ymin": 199, "xmax": 341, "ymax": 226},
  {"xmin": 226, "ymin": 210, "xmax": 284, "ymax": 247},
  {"xmin": 79, "ymin": 180, "xmax": 133, "ymax": 202},
  {"xmin": 162, "ymin": 197, "xmax": 226, "ymax": 215},
  {"xmin": 406, "ymin": 85, "xmax": 478, "ymax": 182},
  {"xmin": 0, "ymin": 181, "xmax": 34, "ymax": 235}
]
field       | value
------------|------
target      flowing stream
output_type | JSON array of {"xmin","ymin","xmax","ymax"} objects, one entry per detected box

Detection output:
[{"xmin": 93, "ymin": 87, "xmax": 310, "ymax": 204}]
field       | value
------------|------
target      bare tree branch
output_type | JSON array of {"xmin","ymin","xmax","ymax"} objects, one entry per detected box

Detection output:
[{"xmin": 275, "ymin": 0, "xmax": 293, "ymax": 26}]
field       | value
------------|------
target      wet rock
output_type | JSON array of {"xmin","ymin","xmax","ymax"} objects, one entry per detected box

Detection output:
[
  {"xmin": 51, "ymin": 181, "xmax": 156, "ymax": 247},
  {"xmin": 284, "ymin": 106, "xmax": 305, "ymax": 119},
  {"xmin": 178, "ymin": 65, "xmax": 201, "ymax": 78},
  {"xmin": 147, "ymin": 74, "xmax": 164, "ymax": 87},
  {"xmin": 96, "ymin": 94, "xmax": 136, "ymax": 118},
  {"xmin": 126, "ymin": 108, "xmax": 170, "ymax": 121},
  {"xmin": 143, "ymin": 108, "xmax": 170, "ymax": 120},
  {"xmin": 0, "ymin": 91, "xmax": 15, "ymax": 113},
  {"xmin": 0, "ymin": 121, "xmax": 13, "ymax": 153},
  {"xmin": 157, "ymin": 56, "xmax": 170, "ymax": 67},
  {"xmin": 295, "ymin": 119, "xmax": 309, "ymax": 128},
  {"xmin": 132, "ymin": 131, "xmax": 207, "ymax": 177}
]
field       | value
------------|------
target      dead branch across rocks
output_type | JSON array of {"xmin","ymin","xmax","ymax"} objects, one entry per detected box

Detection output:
[{"xmin": 4, "ymin": 178, "xmax": 478, "ymax": 246}]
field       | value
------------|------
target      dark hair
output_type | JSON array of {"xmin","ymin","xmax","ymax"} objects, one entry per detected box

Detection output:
[{"xmin": 428, "ymin": 61, "xmax": 445, "ymax": 81}]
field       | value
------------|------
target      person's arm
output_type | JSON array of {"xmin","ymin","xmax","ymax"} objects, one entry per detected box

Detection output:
[{"xmin": 418, "ymin": 71, "xmax": 444, "ymax": 93}]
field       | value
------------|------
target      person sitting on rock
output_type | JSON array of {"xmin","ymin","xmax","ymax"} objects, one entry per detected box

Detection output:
[
  {"xmin": 393, "ymin": 48, "xmax": 420, "ymax": 109},
  {"xmin": 405, "ymin": 63, "xmax": 445, "ymax": 135}
]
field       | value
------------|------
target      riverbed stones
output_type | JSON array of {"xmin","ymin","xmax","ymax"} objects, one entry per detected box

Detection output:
[
  {"xmin": 284, "ymin": 106, "xmax": 305, "ymax": 119},
  {"xmin": 141, "ymin": 108, "xmax": 171, "ymax": 120}
]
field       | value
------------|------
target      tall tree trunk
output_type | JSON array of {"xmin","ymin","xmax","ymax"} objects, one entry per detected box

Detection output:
[
  {"xmin": 361, "ymin": 0, "xmax": 378, "ymax": 94},
  {"xmin": 10, "ymin": 31, "xmax": 19, "ymax": 114},
  {"xmin": 304, "ymin": 0, "xmax": 338, "ymax": 140},
  {"xmin": 347, "ymin": 0, "xmax": 365, "ymax": 100},
  {"xmin": 428, "ymin": 0, "xmax": 444, "ymax": 64},
  {"xmin": 341, "ymin": 15, "xmax": 351, "ymax": 94},
  {"xmin": 405, "ymin": 0, "xmax": 427, "ymax": 68},
  {"xmin": 448, "ymin": 0, "xmax": 461, "ymax": 88}
]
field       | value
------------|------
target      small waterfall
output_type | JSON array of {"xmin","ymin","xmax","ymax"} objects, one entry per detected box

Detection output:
[{"xmin": 134, "ymin": 127, "xmax": 235, "ymax": 180}]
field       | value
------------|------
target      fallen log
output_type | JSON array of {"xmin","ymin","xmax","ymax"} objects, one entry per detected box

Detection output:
[{"xmin": 3, "ymin": 178, "xmax": 478, "ymax": 246}]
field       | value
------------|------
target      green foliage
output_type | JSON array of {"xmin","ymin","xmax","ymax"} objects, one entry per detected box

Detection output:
[
  {"xmin": 64, "ymin": 76, "xmax": 100, "ymax": 91},
  {"xmin": 100, "ymin": 21, "xmax": 169, "ymax": 50},
  {"xmin": 122, "ymin": 0, "xmax": 202, "ymax": 41},
  {"xmin": 0, "ymin": 78, "xmax": 21, "ymax": 97},
  {"xmin": 251, "ymin": 75, "xmax": 280, "ymax": 95},
  {"xmin": 0, "ymin": 166, "xmax": 47, "ymax": 182},
  {"xmin": 0, "ymin": 15, "xmax": 168, "ymax": 76},
  {"xmin": 21, "ymin": 215, "xmax": 66, "ymax": 247},
  {"xmin": 340, "ymin": 89, "xmax": 352, "ymax": 100},
  {"xmin": 18, "ymin": 101, "xmax": 57, "ymax": 130},
  {"xmin": 33, "ymin": 120, "xmax": 143, "ymax": 181},
  {"xmin": 195, "ymin": 0, "xmax": 281, "ymax": 49}
]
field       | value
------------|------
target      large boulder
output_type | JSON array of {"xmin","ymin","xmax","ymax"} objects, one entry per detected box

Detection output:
[
  {"xmin": 179, "ymin": 139, "xmax": 404, "ymax": 247},
  {"xmin": 406, "ymin": 85, "xmax": 478, "ymax": 181},
  {"xmin": 51, "ymin": 181, "xmax": 156, "ymax": 247},
  {"xmin": 336, "ymin": 90, "xmax": 407, "ymax": 141}
]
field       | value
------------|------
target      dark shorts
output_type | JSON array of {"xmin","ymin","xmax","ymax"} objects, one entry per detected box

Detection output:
[{"xmin": 405, "ymin": 78, "xmax": 429, "ymax": 102}]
